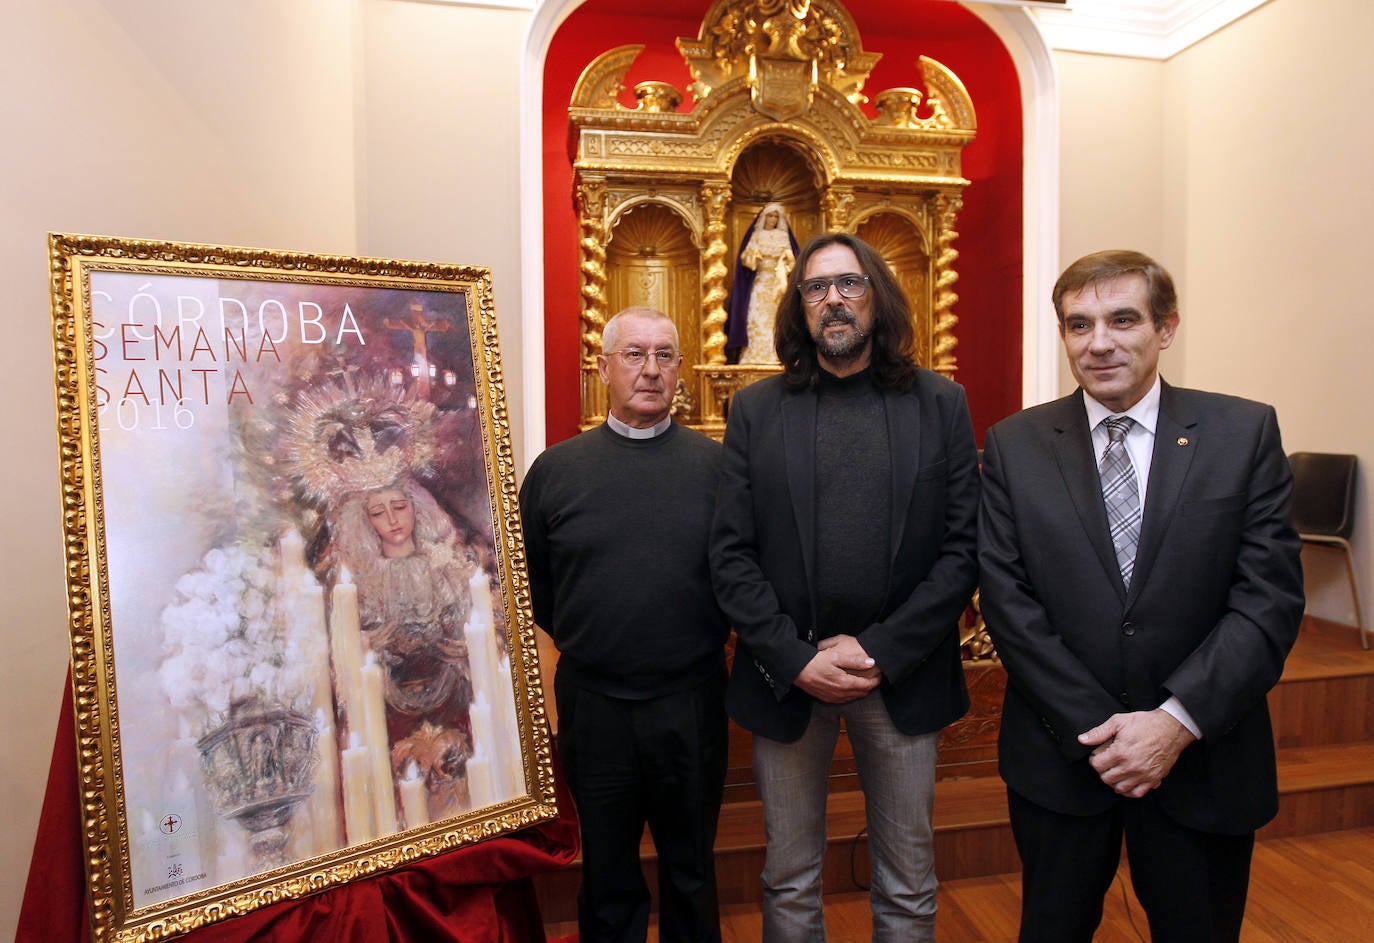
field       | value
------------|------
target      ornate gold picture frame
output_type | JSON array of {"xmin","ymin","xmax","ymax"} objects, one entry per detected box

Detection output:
[{"xmin": 47, "ymin": 234, "xmax": 557, "ymax": 942}]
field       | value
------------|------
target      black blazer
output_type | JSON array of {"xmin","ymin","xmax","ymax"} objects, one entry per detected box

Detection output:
[
  {"xmin": 710, "ymin": 370, "xmax": 979, "ymax": 743},
  {"xmin": 978, "ymin": 383, "xmax": 1305, "ymax": 835}
]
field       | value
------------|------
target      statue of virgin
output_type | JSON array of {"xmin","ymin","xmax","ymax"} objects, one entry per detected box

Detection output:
[{"xmin": 726, "ymin": 202, "xmax": 798, "ymax": 364}]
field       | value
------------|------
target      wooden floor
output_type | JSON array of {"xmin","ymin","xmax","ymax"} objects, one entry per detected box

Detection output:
[
  {"xmin": 543, "ymin": 620, "xmax": 1374, "ymax": 940},
  {"xmin": 546, "ymin": 826, "xmax": 1374, "ymax": 942}
]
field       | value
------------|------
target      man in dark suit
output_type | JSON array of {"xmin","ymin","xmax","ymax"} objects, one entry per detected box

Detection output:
[
  {"xmin": 711, "ymin": 232, "xmax": 979, "ymax": 941},
  {"xmin": 979, "ymin": 249, "xmax": 1305, "ymax": 943}
]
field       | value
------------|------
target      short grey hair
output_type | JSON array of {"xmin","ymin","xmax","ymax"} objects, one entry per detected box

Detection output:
[{"xmin": 601, "ymin": 306, "xmax": 680, "ymax": 354}]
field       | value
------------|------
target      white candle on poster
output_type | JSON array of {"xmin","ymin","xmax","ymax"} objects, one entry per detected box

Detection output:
[
  {"xmin": 482, "ymin": 647, "xmax": 517, "ymax": 799},
  {"xmin": 469, "ymin": 568, "xmax": 494, "ymax": 629},
  {"xmin": 469, "ymin": 697, "xmax": 494, "ymax": 756},
  {"xmin": 398, "ymin": 761, "xmax": 429, "ymax": 830},
  {"xmin": 330, "ymin": 569, "xmax": 365, "ymax": 734},
  {"xmin": 341, "ymin": 732, "xmax": 375, "ymax": 845},
  {"xmin": 311, "ymin": 708, "xmax": 343, "ymax": 853},
  {"xmin": 300, "ymin": 572, "xmax": 327, "ymax": 636},
  {"xmin": 468, "ymin": 696, "xmax": 510, "ymax": 800},
  {"xmin": 465, "ymin": 568, "xmax": 523, "ymax": 800},
  {"xmin": 361, "ymin": 653, "xmax": 398, "ymax": 836},
  {"xmin": 301, "ymin": 573, "xmax": 333, "ymax": 718},
  {"xmin": 464, "ymin": 580, "xmax": 503, "ymax": 717},
  {"xmin": 466, "ymin": 751, "xmax": 497, "ymax": 809},
  {"xmin": 499, "ymin": 656, "xmax": 525, "ymax": 795}
]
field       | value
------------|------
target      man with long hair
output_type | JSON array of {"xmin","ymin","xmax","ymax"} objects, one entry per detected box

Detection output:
[{"xmin": 711, "ymin": 232, "xmax": 979, "ymax": 940}]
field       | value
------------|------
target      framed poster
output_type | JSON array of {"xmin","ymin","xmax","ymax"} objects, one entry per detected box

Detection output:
[{"xmin": 47, "ymin": 234, "xmax": 557, "ymax": 942}]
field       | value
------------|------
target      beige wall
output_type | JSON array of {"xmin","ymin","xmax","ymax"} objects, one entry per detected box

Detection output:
[
  {"xmin": 1054, "ymin": 52, "xmax": 1174, "ymax": 394},
  {"xmin": 1, "ymin": 3, "xmax": 356, "ymax": 935},
  {"xmin": 1057, "ymin": 0, "xmax": 1374, "ymax": 628},
  {"xmin": 1165, "ymin": 0, "xmax": 1374, "ymax": 625},
  {"xmin": 0, "ymin": 1, "xmax": 528, "ymax": 936},
  {"xmin": 358, "ymin": 0, "xmax": 527, "ymax": 424}
]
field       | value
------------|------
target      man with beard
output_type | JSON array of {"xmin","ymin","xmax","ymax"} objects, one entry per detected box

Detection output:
[
  {"xmin": 710, "ymin": 233, "xmax": 980, "ymax": 940},
  {"xmin": 521, "ymin": 307, "xmax": 730, "ymax": 942}
]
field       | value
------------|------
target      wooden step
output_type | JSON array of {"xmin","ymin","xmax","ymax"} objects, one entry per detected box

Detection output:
[
  {"xmin": 536, "ymin": 618, "xmax": 1374, "ymax": 923},
  {"xmin": 1264, "ymin": 741, "xmax": 1374, "ymax": 839},
  {"xmin": 1270, "ymin": 618, "xmax": 1374, "ymax": 749},
  {"xmin": 536, "ymin": 738, "xmax": 1374, "ymax": 921},
  {"xmin": 1280, "ymin": 617, "xmax": 1372, "ymax": 682}
]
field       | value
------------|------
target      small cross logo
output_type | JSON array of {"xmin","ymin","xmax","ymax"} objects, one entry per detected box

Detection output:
[{"xmin": 159, "ymin": 814, "xmax": 182, "ymax": 835}]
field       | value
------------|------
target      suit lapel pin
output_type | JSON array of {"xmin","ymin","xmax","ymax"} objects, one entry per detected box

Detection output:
[{"xmin": 1177, "ymin": 436, "xmax": 1189, "ymax": 446}]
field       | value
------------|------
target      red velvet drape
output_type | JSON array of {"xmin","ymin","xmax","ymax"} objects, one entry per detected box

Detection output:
[{"xmin": 17, "ymin": 675, "xmax": 579, "ymax": 943}]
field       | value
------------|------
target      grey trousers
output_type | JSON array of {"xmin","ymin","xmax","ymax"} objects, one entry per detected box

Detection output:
[{"xmin": 754, "ymin": 692, "xmax": 940, "ymax": 942}]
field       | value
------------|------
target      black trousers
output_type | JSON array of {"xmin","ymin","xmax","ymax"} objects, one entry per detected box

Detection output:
[
  {"xmin": 1008, "ymin": 787, "xmax": 1255, "ymax": 943},
  {"xmin": 555, "ymin": 671, "xmax": 728, "ymax": 943}
]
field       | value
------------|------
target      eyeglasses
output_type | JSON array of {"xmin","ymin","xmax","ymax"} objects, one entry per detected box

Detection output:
[
  {"xmin": 605, "ymin": 348, "xmax": 682, "ymax": 369},
  {"xmin": 799, "ymin": 274, "xmax": 871, "ymax": 303}
]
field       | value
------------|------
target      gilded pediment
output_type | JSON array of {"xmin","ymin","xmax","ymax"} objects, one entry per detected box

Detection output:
[{"xmin": 675, "ymin": 0, "xmax": 882, "ymax": 108}]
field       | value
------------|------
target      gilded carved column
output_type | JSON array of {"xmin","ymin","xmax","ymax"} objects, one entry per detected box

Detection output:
[
  {"xmin": 577, "ymin": 178, "xmax": 610, "ymax": 360},
  {"xmin": 822, "ymin": 185, "xmax": 856, "ymax": 232},
  {"xmin": 930, "ymin": 192, "xmax": 963, "ymax": 378},
  {"xmin": 576, "ymin": 178, "xmax": 611, "ymax": 427},
  {"xmin": 699, "ymin": 181, "xmax": 731, "ymax": 365}
]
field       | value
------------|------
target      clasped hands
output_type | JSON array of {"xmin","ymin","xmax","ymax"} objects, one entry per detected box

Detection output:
[
  {"xmin": 798, "ymin": 638, "xmax": 1196, "ymax": 792},
  {"xmin": 1078, "ymin": 709, "xmax": 1198, "ymax": 798},
  {"xmin": 794, "ymin": 634, "xmax": 881, "ymax": 704}
]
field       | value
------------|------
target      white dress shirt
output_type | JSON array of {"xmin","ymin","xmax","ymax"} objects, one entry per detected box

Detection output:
[{"xmin": 1083, "ymin": 376, "xmax": 1202, "ymax": 739}]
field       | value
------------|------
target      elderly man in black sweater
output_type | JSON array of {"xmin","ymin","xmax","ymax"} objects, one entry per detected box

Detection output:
[{"xmin": 520, "ymin": 307, "xmax": 730, "ymax": 943}]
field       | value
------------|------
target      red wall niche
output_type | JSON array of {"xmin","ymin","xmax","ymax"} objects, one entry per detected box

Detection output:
[{"xmin": 541, "ymin": 0, "xmax": 1023, "ymax": 447}]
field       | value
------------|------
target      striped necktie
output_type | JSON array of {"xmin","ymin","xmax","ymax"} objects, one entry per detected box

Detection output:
[{"xmin": 1100, "ymin": 416, "xmax": 1141, "ymax": 588}]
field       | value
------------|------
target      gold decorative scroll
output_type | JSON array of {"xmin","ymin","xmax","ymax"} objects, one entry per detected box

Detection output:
[
  {"xmin": 699, "ymin": 181, "xmax": 732, "ymax": 366},
  {"xmin": 675, "ymin": 0, "xmax": 882, "ymax": 108},
  {"xmin": 931, "ymin": 193, "xmax": 963, "ymax": 378},
  {"xmin": 570, "ymin": 44, "xmax": 643, "ymax": 110},
  {"xmin": 577, "ymin": 178, "xmax": 611, "ymax": 422}
]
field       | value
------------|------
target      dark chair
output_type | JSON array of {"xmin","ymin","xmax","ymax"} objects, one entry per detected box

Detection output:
[{"xmin": 1289, "ymin": 452, "xmax": 1366, "ymax": 648}]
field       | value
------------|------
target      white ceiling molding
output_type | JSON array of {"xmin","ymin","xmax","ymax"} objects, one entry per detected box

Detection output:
[{"xmin": 1030, "ymin": 0, "xmax": 1274, "ymax": 59}]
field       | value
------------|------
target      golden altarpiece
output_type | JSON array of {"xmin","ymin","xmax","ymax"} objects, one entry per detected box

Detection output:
[
  {"xmin": 568, "ymin": 0, "xmax": 978, "ymax": 438},
  {"xmin": 561, "ymin": 1, "xmax": 1001, "ymax": 787}
]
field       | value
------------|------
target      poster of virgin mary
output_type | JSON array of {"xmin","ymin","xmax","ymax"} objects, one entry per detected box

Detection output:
[{"xmin": 47, "ymin": 234, "xmax": 557, "ymax": 942}]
